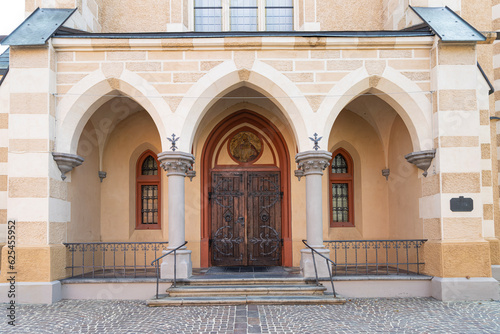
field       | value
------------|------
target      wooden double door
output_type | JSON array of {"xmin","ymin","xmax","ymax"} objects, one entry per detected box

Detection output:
[{"xmin": 210, "ymin": 171, "xmax": 282, "ymax": 266}]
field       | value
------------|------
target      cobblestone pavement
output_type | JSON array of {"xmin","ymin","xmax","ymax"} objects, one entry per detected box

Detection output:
[{"xmin": 1, "ymin": 298, "xmax": 499, "ymax": 333}]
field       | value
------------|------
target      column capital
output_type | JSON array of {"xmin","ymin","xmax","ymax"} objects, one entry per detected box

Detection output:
[
  {"xmin": 52, "ymin": 152, "xmax": 84, "ymax": 180},
  {"xmin": 295, "ymin": 150, "xmax": 332, "ymax": 177},
  {"xmin": 158, "ymin": 151, "xmax": 195, "ymax": 178}
]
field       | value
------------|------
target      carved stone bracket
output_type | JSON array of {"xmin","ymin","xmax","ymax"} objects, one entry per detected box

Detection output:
[
  {"xmin": 98, "ymin": 171, "xmax": 107, "ymax": 182},
  {"xmin": 158, "ymin": 151, "xmax": 196, "ymax": 179},
  {"xmin": 52, "ymin": 152, "xmax": 84, "ymax": 180},
  {"xmin": 404, "ymin": 149, "xmax": 436, "ymax": 177},
  {"xmin": 382, "ymin": 168, "xmax": 390, "ymax": 180},
  {"xmin": 295, "ymin": 150, "xmax": 333, "ymax": 179}
]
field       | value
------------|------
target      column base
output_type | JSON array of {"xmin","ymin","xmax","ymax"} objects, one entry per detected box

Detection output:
[
  {"xmin": 0, "ymin": 281, "xmax": 62, "ymax": 304},
  {"xmin": 160, "ymin": 249, "xmax": 192, "ymax": 279},
  {"xmin": 300, "ymin": 248, "xmax": 331, "ymax": 278},
  {"xmin": 492, "ymin": 265, "xmax": 500, "ymax": 281},
  {"xmin": 431, "ymin": 277, "xmax": 500, "ymax": 301}
]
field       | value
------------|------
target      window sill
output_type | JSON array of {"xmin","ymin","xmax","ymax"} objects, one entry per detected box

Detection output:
[
  {"xmin": 135, "ymin": 225, "xmax": 161, "ymax": 230},
  {"xmin": 330, "ymin": 222, "xmax": 355, "ymax": 228}
]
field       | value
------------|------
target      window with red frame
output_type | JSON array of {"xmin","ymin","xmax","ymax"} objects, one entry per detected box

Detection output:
[
  {"xmin": 329, "ymin": 148, "xmax": 354, "ymax": 227},
  {"xmin": 136, "ymin": 151, "xmax": 161, "ymax": 229}
]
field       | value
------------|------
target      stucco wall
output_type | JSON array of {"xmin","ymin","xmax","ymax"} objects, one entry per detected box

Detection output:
[
  {"xmin": 388, "ymin": 115, "xmax": 422, "ymax": 239},
  {"xmin": 100, "ymin": 0, "xmax": 170, "ymax": 32},
  {"xmin": 68, "ymin": 121, "xmax": 101, "ymax": 242},
  {"xmin": 100, "ymin": 109, "xmax": 165, "ymax": 242},
  {"xmin": 327, "ymin": 108, "xmax": 389, "ymax": 240},
  {"xmin": 318, "ymin": 0, "xmax": 383, "ymax": 31}
]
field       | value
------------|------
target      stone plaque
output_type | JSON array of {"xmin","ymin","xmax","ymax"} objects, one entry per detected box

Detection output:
[{"xmin": 450, "ymin": 196, "xmax": 473, "ymax": 212}]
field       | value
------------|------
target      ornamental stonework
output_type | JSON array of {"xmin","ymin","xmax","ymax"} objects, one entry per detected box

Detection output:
[{"xmin": 229, "ymin": 131, "xmax": 262, "ymax": 163}]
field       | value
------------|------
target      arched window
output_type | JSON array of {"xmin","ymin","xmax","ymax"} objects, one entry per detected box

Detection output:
[
  {"xmin": 136, "ymin": 151, "xmax": 161, "ymax": 229},
  {"xmin": 329, "ymin": 148, "xmax": 354, "ymax": 227}
]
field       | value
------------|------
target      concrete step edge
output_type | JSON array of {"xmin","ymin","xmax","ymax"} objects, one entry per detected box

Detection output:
[
  {"xmin": 176, "ymin": 278, "xmax": 313, "ymax": 285},
  {"xmin": 168, "ymin": 285, "xmax": 326, "ymax": 291},
  {"xmin": 169, "ymin": 291, "xmax": 326, "ymax": 297},
  {"xmin": 147, "ymin": 295, "xmax": 347, "ymax": 306}
]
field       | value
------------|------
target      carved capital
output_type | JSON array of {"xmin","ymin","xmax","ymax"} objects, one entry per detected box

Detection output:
[
  {"xmin": 295, "ymin": 150, "xmax": 333, "ymax": 178},
  {"xmin": 405, "ymin": 149, "xmax": 436, "ymax": 177},
  {"xmin": 157, "ymin": 151, "xmax": 196, "ymax": 178},
  {"xmin": 52, "ymin": 152, "xmax": 84, "ymax": 180}
]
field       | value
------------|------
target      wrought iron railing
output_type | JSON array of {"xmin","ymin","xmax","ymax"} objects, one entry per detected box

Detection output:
[
  {"xmin": 324, "ymin": 239, "xmax": 426, "ymax": 276},
  {"xmin": 63, "ymin": 242, "xmax": 169, "ymax": 279},
  {"xmin": 302, "ymin": 240, "xmax": 337, "ymax": 298},
  {"xmin": 151, "ymin": 241, "xmax": 188, "ymax": 299}
]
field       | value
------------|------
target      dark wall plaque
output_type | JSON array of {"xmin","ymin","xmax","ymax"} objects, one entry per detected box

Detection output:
[{"xmin": 450, "ymin": 196, "xmax": 473, "ymax": 212}]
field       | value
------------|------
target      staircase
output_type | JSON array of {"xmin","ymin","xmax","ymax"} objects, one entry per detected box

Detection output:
[{"xmin": 146, "ymin": 277, "xmax": 346, "ymax": 306}]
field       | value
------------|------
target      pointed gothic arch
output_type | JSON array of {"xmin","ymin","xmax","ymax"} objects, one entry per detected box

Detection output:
[{"xmin": 200, "ymin": 110, "xmax": 292, "ymax": 267}]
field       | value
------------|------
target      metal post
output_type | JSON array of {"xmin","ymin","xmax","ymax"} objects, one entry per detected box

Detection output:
[
  {"xmin": 326, "ymin": 260, "xmax": 336, "ymax": 298},
  {"xmin": 405, "ymin": 240, "xmax": 409, "ymax": 274},
  {"xmin": 123, "ymin": 245, "xmax": 126, "ymax": 276},
  {"xmin": 81, "ymin": 245, "xmax": 85, "ymax": 278},
  {"xmin": 155, "ymin": 261, "xmax": 159, "ymax": 299},
  {"xmin": 173, "ymin": 249, "xmax": 177, "ymax": 288},
  {"xmin": 416, "ymin": 241, "xmax": 421, "ymax": 274},
  {"xmin": 92, "ymin": 245, "xmax": 95, "ymax": 278},
  {"xmin": 311, "ymin": 249, "xmax": 319, "ymax": 286},
  {"xmin": 71, "ymin": 245, "xmax": 75, "ymax": 278}
]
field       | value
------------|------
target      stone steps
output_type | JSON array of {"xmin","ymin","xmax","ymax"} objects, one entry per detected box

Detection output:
[
  {"xmin": 168, "ymin": 284, "xmax": 326, "ymax": 297},
  {"xmin": 147, "ymin": 295, "xmax": 345, "ymax": 306},
  {"xmin": 176, "ymin": 277, "xmax": 315, "ymax": 286},
  {"xmin": 146, "ymin": 278, "xmax": 346, "ymax": 306}
]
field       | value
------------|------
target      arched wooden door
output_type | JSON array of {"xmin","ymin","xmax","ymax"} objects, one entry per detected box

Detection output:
[
  {"xmin": 210, "ymin": 170, "xmax": 282, "ymax": 266},
  {"xmin": 200, "ymin": 111, "xmax": 291, "ymax": 267}
]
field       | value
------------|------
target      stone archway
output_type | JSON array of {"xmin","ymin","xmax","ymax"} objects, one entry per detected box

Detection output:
[{"xmin": 200, "ymin": 110, "xmax": 292, "ymax": 267}]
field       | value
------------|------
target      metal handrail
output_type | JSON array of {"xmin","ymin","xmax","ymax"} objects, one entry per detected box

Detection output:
[
  {"xmin": 302, "ymin": 240, "xmax": 337, "ymax": 298},
  {"xmin": 151, "ymin": 241, "xmax": 188, "ymax": 299}
]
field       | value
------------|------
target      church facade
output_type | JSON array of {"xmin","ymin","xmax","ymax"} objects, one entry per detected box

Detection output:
[{"xmin": 0, "ymin": 0, "xmax": 499, "ymax": 303}]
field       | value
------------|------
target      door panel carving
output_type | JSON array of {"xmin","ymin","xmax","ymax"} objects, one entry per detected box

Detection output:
[
  {"xmin": 210, "ymin": 172, "xmax": 246, "ymax": 265},
  {"xmin": 210, "ymin": 171, "xmax": 281, "ymax": 266},
  {"xmin": 247, "ymin": 172, "xmax": 281, "ymax": 266}
]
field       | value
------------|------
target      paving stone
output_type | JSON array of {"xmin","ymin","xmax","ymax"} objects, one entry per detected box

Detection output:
[{"xmin": 0, "ymin": 298, "xmax": 499, "ymax": 333}]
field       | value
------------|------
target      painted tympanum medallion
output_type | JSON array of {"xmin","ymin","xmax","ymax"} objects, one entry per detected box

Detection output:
[{"xmin": 229, "ymin": 131, "xmax": 262, "ymax": 163}]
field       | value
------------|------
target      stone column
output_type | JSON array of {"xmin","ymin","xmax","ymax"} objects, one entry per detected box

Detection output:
[
  {"xmin": 295, "ymin": 150, "xmax": 332, "ymax": 278},
  {"xmin": 157, "ymin": 151, "xmax": 195, "ymax": 279}
]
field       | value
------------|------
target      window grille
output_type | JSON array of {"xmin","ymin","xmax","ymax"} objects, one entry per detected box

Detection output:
[
  {"xmin": 332, "ymin": 183, "xmax": 349, "ymax": 222},
  {"xmin": 142, "ymin": 156, "xmax": 158, "ymax": 175},
  {"xmin": 266, "ymin": 0, "xmax": 293, "ymax": 31},
  {"xmin": 230, "ymin": 0, "xmax": 258, "ymax": 31},
  {"xmin": 332, "ymin": 153, "xmax": 348, "ymax": 174},
  {"xmin": 194, "ymin": 0, "xmax": 293, "ymax": 31},
  {"xmin": 330, "ymin": 150, "xmax": 354, "ymax": 227},
  {"xmin": 141, "ymin": 185, "xmax": 158, "ymax": 224},
  {"xmin": 136, "ymin": 151, "xmax": 161, "ymax": 229},
  {"xmin": 195, "ymin": 0, "xmax": 222, "ymax": 32}
]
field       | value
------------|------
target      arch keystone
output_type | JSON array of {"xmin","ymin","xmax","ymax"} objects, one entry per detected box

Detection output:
[
  {"xmin": 369, "ymin": 75, "xmax": 382, "ymax": 88},
  {"xmin": 238, "ymin": 69, "xmax": 251, "ymax": 81}
]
